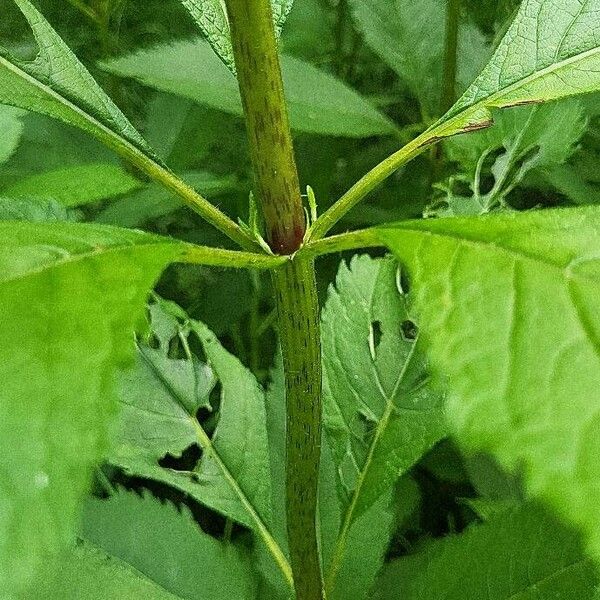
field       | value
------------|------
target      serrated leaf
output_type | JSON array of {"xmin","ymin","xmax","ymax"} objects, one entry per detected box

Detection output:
[
  {"xmin": 0, "ymin": 104, "xmax": 24, "ymax": 164},
  {"xmin": 106, "ymin": 300, "xmax": 292, "ymax": 587},
  {"xmin": 259, "ymin": 354, "xmax": 397, "ymax": 600},
  {"xmin": 2, "ymin": 162, "xmax": 142, "ymax": 207},
  {"xmin": 100, "ymin": 39, "xmax": 396, "ymax": 137},
  {"xmin": 180, "ymin": 0, "xmax": 294, "ymax": 74},
  {"xmin": 0, "ymin": 0, "xmax": 232, "ymax": 238},
  {"xmin": 0, "ymin": 222, "xmax": 183, "ymax": 597},
  {"xmin": 348, "ymin": 0, "xmax": 490, "ymax": 118},
  {"xmin": 34, "ymin": 542, "xmax": 181, "ymax": 600},
  {"xmin": 321, "ymin": 255, "xmax": 445, "ymax": 595},
  {"xmin": 377, "ymin": 206, "xmax": 600, "ymax": 562},
  {"xmin": 319, "ymin": 438, "xmax": 396, "ymax": 600},
  {"xmin": 373, "ymin": 504, "xmax": 598, "ymax": 599},
  {"xmin": 323, "ymin": 255, "xmax": 445, "ymax": 520},
  {"xmin": 427, "ymin": 0, "xmax": 600, "ymax": 141},
  {"xmin": 83, "ymin": 491, "xmax": 257, "ymax": 599}
]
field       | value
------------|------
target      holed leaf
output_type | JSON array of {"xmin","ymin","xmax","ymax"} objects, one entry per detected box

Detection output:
[
  {"xmin": 378, "ymin": 206, "xmax": 600, "ymax": 561},
  {"xmin": 321, "ymin": 255, "xmax": 445, "ymax": 594},
  {"xmin": 0, "ymin": 222, "xmax": 182, "ymax": 597},
  {"xmin": 106, "ymin": 299, "xmax": 292, "ymax": 587}
]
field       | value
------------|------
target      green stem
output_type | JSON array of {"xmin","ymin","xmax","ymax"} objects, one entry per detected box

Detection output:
[
  {"xmin": 441, "ymin": 0, "xmax": 460, "ymax": 114},
  {"xmin": 307, "ymin": 130, "xmax": 434, "ymax": 240},
  {"xmin": 298, "ymin": 229, "xmax": 383, "ymax": 260},
  {"xmin": 180, "ymin": 244, "xmax": 287, "ymax": 270},
  {"xmin": 225, "ymin": 0, "xmax": 306, "ymax": 254},
  {"xmin": 224, "ymin": 0, "xmax": 324, "ymax": 598},
  {"xmin": 272, "ymin": 258, "xmax": 323, "ymax": 600}
]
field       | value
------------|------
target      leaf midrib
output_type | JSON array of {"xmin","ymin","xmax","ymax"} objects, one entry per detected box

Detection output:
[
  {"xmin": 433, "ymin": 44, "xmax": 600, "ymax": 135},
  {"xmin": 137, "ymin": 343, "xmax": 294, "ymax": 588},
  {"xmin": 0, "ymin": 237, "xmax": 178, "ymax": 284}
]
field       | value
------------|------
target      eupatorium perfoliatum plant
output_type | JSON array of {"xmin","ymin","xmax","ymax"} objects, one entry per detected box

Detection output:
[{"xmin": 1, "ymin": 0, "xmax": 600, "ymax": 598}]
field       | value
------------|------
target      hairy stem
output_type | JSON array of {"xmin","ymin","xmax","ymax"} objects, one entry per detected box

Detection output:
[
  {"xmin": 272, "ymin": 258, "xmax": 323, "ymax": 600},
  {"xmin": 224, "ymin": 0, "xmax": 324, "ymax": 597},
  {"xmin": 180, "ymin": 244, "xmax": 287, "ymax": 270},
  {"xmin": 225, "ymin": 0, "xmax": 306, "ymax": 254}
]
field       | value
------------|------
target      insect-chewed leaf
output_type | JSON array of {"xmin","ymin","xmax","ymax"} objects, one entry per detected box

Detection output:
[{"xmin": 378, "ymin": 205, "xmax": 600, "ymax": 563}]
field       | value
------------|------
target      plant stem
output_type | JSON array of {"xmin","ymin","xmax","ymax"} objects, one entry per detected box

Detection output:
[
  {"xmin": 225, "ymin": 0, "xmax": 306, "ymax": 255},
  {"xmin": 441, "ymin": 0, "xmax": 460, "ymax": 114},
  {"xmin": 307, "ymin": 130, "xmax": 433, "ymax": 240},
  {"xmin": 298, "ymin": 228, "xmax": 383, "ymax": 260},
  {"xmin": 272, "ymin": 258, "xmax": 323, "ymax": 600},
  {"xmin": 224, "ymin": 0, "xmax": 324, "ymax": 598},
  {"xmin": 180, "ymin": 244, "xmax": 287, "ymax": 270}
]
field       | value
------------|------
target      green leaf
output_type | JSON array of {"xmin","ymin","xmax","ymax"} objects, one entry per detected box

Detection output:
[
  {"xmin": 106, "ymin": 299, "xmax": 292, "ymax": 587},
  {"xmin": 321, "ymin": 255, "xmax": 445, "ymax": 594},
  {"xmin": 431, "ymin": 0, "xmax": 600, "ymax": 139},
  {"xmin": 34, "ymin": 542, "xmax": 181, "ymax": 600},
  {"xmin": 2, "ymin": 163, "xmax": 143, "ymax": 207},
  {"xmin": 100, "ymin": 39, "xmax": 397, "ymax": 137},
  {"xmin": 0, "ymin": 196, "xmax": 71, "ymax": 221},
  {"xmin": 0, "ymin": 222, "xmax": 182, "ymax": 597},
  {"xmin": 96, "ymin": 171, "xmax": 238, "ymax": 227},
  {"xmin": 0, "ymin": 0, "xmax": 241, "ymax": 246},
  {"xmin": 435, "ymin": 100, "xmax": 587, "ymax": 215},
  {"xmin": 0, "ymin": 0, "xmax": 155, "ymax": 159},
  {"xmin": 372, "ymin": 504, "xmax": 598, "ymax": 600},
  {"xmin": 0, "ymin": 104, "xmax": 24, "ymax": 164},
  {"xmin": 259, "ymin": 354, "xmax": 398, "ymax": 600},
  {"xmin": 84, "ymin": 491, "xmax": 257, "ymax": 599},
  {"xmin": 323, "ymin": 255, "xmax": 445, "ymax": 520},
  {"xmin": 348, "ymin": 0, "xmax": 490, "ymax": 118},
  {"xmin": 180, "ymin": 0, "xmax": 294, "ymax": 73},
  {"xmin": 319, "ymin": 438, "xmax": 396, "ymax": 600},
  {"xmin": 377, "ymin": 206, "xmax": 600, "ymax": 561}
]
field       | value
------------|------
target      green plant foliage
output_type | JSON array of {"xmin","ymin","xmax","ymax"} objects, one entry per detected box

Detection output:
[
  {"xmin": 0, "ymin": 195, "xmax": 71, "ymax": 221},
  {"xmin": 180, "ymin": 0, "xmax": 294, "ymax": 73},
  {"xmin": 322, "ymin": 255, "xmax": 445, "ymax": 521},
  {"xmin": 84, "ymin": 491, "xmax": 257, "ymax": 599},
  {"xmin": 349, "ymin": 0, "xmax": 490, "ymax": 118},
  {"xmin": 105, "ymin": 300, "xmax": 290, "ymax": 582},
  {"xmin": 35, "ymin": 542, "xmax": 181, "ymax": 600},
  {"xmin": 0, "ymin": 105, "xmax": 24, "ymax": 164},
  {"xmin": 431, "ymin": 0, "xmax": 600, "ymax": 139},
  {"xmin": 100, "ymin": 39, "xmax": 397, "ymax": 137},
  {"xmin": 320, "ymin": 255, "xmax": 445, "ymax": 596},
  {"xmin": 373, "ymin": 504, "xmax": 598, "ymax": 599},
  {"xmin": 0, "ymin": 0, "xmax": 155, "ymax": 158},
  {"xmin": 378, "ymin": 206, "xmax": 600, "ymax": 560},
  {"xmin": 96, "ymin": 171, "xmax": 238, "ymax": 227},
  {"xmin": 1, "ymin": 163, "xmax": 143, "ymax": 207},
  {"xmin": 432, "ymin": 100, "xmax": 587, "ymax": 215},
  {"xmin": 0, "ymin": 222, "xmax": 182, "ymax": 597}
]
